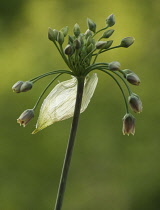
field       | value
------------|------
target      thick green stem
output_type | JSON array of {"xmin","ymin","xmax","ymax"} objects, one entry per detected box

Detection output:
[{"xmin": 54, "ymin": 76, "xmax": 85, "ymax": 210}]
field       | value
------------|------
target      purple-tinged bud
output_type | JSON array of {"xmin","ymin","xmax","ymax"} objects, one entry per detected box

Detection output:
[
  {"xmin": 20, "ymin": 81, "xmax": 33, "ymax": 92},
  {"xmin": 122, "ymin": 113, "xmax": 135, "ymax": 135},
  {"xmin": 95, "ymin": 41, "xmax": 107, "ymax": 49},
  {"xmin": 106, "ymin": 14, "xmax": 115, "ymax": 27},
  {"xmin": 128, "ymin": 94, "xmax": 143, "ymax": 113},
  {"xmin": 87, "ymin": 18, "xmax": 96, "ymax": 33},
  {"xmin": 64, "ymin": 44, "xmax": 73, "ymax": 55},
  {"xmin": 60, "ymin": 26, "xmax": 69, "ymax": 37},
  {"xmin": 108, "ymin": 61, "xmax": 121, "ymax": 71},
  {"xmin": 57, "ymin": 31, "xmax": 64, "ymax": 45},
  {"xmin": 120, "ymin": 37, "xmax": 135, "ymax": 48},
  {"xmin": 12, "ymin": 81, "xmax": 24, "ymax": 93},
  {"xmin": 17, "ymin": 109, "xmax": 34, "ymax": 127},
  {"xmin": 48, "ymin": 28, "xmax": 58, "ymax": 41},
  {"xmin": 126, "ymin": 73, "xmax": 141, "ymax": 86},
  {"xmin": 102, "ymin": 29, "xmax": 115, "ymax": 38},
  {"xmin": 73, "ymin": 23, "xmax": 81, "ymax": 37}
]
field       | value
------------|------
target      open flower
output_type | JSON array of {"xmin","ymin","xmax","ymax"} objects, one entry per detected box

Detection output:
[{"xmin": 32, "ymin": 74, "xmax": 98, "ymax": 134}]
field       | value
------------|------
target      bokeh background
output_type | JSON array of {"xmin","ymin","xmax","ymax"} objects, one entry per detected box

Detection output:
[{"xmin": 1, "ymin": 0, "xmax": 160, "ymax": 209}]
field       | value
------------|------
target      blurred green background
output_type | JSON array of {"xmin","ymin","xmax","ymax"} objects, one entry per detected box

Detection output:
[{"xmin": 1, "ymin": 0, "xmax": 160, "ymax": 209}]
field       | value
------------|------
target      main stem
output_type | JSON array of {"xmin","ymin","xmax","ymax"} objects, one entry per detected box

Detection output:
[{"xmin": 54, "ymin": 76, "xmax": 85, "ymax": 210}]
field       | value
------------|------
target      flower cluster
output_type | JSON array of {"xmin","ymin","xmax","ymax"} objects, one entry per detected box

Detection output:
[{"xmin": 12, "ymin": 14, "xmax": 142, "ymax": 135}]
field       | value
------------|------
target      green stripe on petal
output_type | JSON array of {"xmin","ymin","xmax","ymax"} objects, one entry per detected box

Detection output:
[{"xmin": 32, "ymin": 73, "xmax": 98, "ymax": 134}]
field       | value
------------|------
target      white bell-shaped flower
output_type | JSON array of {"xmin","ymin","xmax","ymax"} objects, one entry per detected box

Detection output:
[{"xmin": 32, "ymin": 73, "xmax": 98, "ymax": 134}]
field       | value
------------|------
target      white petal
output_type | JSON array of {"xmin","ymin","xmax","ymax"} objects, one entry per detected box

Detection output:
[{"xmin": 32, "ymin": 73, "xmax": 98, "ymax": 134}]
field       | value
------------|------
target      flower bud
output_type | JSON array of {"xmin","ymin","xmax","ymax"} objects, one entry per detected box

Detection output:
[
  {"xmin": 17, "ymin": 109, "xmax": 34, "ymax": 127},
  {"xmin": 87, "ymin": 18, "xmax": 96, "ymax": 33},
  {"xmin": 108, "ymin": 61, "xmax": 121, "ymax": 71},
  {"xmin": 60, "ymin": 26, "xmax": 69, "ymax": 37},
  {"xmin": 126, "ymin": 73, "xmax": 140, "ymax": 85},
  {"xmin": 48, "ymin": 28, "xmax": 58, "ymax": 41},
  {"xmin": 95, "ymin": 41, "xmax": 107, "ymax": 49},
  {"xmin": 128, "ymin": 94, "xmax": 143, "ymax": 113},
  {"xmin": 64, "ymin": 44, "xmax": 73, "ymax": 55},
  {"xmin": 73, "ymin": 23, "xmax": 81, "ymax": 37},
  {"xmin": 102, "ymin": 29, "xmax": 114, "ymax": 38},
  {"xmin": 20, "ymin": 81, "xmax": 33, "ymax": 92},
  {"xmin": 12, "ymin": 81, "xmax": 24, "ymax": 93},
  {"xmin": 122, "ymin": 113, "xmax": 135, "ymax": 135},
  {"xmin": 120, "ymin": 37, "xmax": 135, "ymax": 48},
  {"xmin": 57, "ymin": 31, "xmax": 64, "ymax": 45},
  {"xmin": 87, "ymin": 43, "xmax": 94, "ymax": 53},
  {"xmin": 106, "ymin": 14, "xmax": 115, "ymax": 27},
  {"xmin": 68, "ymin": 35, "xmax": 74, "ymax": 44},
  {"xmin": 104, "ymin": 40, "xmax": 113, "ymax": 49},
  {"xmin": 84, "ymin": 29, "xmax": 92, "ymax": 38},
  {"xmin": 74, "ymin": 39, "xmax": 81, "ymax": 50},
  {"xmin": 122, "ymin": 69, "xmax": 133, "ymax": 75}
]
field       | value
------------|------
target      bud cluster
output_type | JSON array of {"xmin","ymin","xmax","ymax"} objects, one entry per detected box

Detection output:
[{"xmin": 12, "ymin": 13, "xmax": 142, "ymax": 137}]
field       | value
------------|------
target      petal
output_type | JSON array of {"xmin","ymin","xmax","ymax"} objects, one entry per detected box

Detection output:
[{"xmin": 32, "ymin": 73, "xmax": 98, "ymax": 134}]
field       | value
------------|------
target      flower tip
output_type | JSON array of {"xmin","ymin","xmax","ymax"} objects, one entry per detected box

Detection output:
[{"xmin": 32, "ymin": 129, "xmax": 39, "ymax": 134}]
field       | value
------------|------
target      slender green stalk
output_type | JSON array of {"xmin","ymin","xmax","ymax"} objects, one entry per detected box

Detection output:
[
  {"xmin": 92, "ymin": 26, "xmax": 108, "ymax": 37},
  {"xmin": 96, "ymin": 68, "xmax": 129, "ymax": 113},
  {"xmin": 54, "ymin": 76, "xmax": 85, "ymax": 210},
  {"xmin": 92, "ymin": 45, "xmax": 121, "ymax": 56},
  {"xmin": 32, "ymin": 73, "xmax": 63, "ymax": 111},
  {"xmin": 30, "ymin": 70, "xmax": 72, "ymax": 83}
]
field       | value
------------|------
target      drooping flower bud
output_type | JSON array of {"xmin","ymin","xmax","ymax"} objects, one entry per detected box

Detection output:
[
  {"xmin": 101, "ymin": 29, "xmax": 115, "ymax": 38},
  {"xmin": 48, "ymin": 28, "xmax": 58, "ymax": 41},
  {"xmin": 73, "ymin": 23, "xmax": 81, "ymax": 37},
  {"xmin": 126, "ymin": 73, "xmax": 141, "ymax": 85},
  {"xmin": 20, "ymin": 81, "xmax": 33, "ymax": 92},
  {"xmin": 87, "ymin": 18, "xmax": 96, "ymax": 33},
  {"xmin": 128, "ymin": 94, "xmax": 143, "ymax": 113},
  {"xmin": 57, "ymin": 31, "xmax": 64, "ymax": 45},
  {"xmin": 60, "ymin": 26, "xmax": 69, "ymax": 37},
  {"xmin": 120, "ymin": 37, "xmax": 135, "ymax": 48},
  {"xmin": 95, "ymin": 41, "xmax": 107, "ymax": 49},
  {"xmin": 108, "ymin": 61, "xmax": 121, "ymax": 71},
  {"xmin": 64, "ymin": 44, "xmax": 73, "ymax": 55},
  {"xmin": 17, "ymin": 109, "xmax": 34, "ymax": 127},
  {"xmin": 122, "ymin": 113, "xmax": 135, "ymax": 135},
  {"xmin": 106, "ymin": 14, "xmax": 115, "ymax": 27},
  {"xmin": 12, "ymin": 81, "xmax": 24, "ymax": 93}
]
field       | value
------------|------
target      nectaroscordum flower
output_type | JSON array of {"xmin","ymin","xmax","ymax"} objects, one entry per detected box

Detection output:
[{"xmin": 12, "ymin": 14, "xmax": 142, "ymax": 210}]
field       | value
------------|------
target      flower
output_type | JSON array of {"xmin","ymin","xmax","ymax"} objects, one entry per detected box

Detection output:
[
  {"xmin": 12, "ymin": 81, "xmax": 24, "ymax": 93},
  {"xmin": 128, "ymin": 94, "xmax": 143, "ymax": 113},
  {"xmin": 122, "ymin": 113, "xmax": 135, "ymax": 135},
  {"xmin": 108, "ymin": 61, "xmax": 121, "ymax": 71},
  {"xmin": 20, "ymin": 81, "xmax": 33, "ymax": 92},
  {"xmin": 106, "ymin": 14, "xmax": 115, "ymax": 27},
  {"xmin": 126, "ymin": 73, "xmax": 141, "ymax": 85},
  {"xmin": 120, "ymin": 37, "xmax": 135, "ymax": 48},
  {"xmin": 17, "ymin": 109, "xmax": 34, "ymax": 127},
  {"xmin": 32, "ymin": 73, "xmax": 98, "ymax": 134}
]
